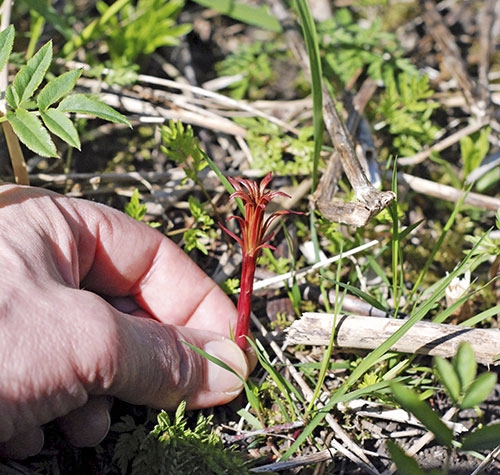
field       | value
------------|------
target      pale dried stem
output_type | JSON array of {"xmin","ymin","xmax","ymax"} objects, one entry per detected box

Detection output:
[
  {"xmin": 398, "ymin": 119, "xmax": 488, "ymax": 166},
  {"xmin": 287, "ymin": 313, "xmax": 500, "ymax": 366},
  {"xmin": 398, "ymin": 172, "xmax": 500, "ymax": 211}
]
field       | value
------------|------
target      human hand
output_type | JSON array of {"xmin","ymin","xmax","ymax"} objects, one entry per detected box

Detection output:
[{"xmin": 0, "ymin": 184, "xmax": 248, "ymax": 459}]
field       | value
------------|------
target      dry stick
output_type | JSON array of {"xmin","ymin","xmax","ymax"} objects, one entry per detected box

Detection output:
[
  {"xmin": 398, "ymin": 172, "xmax": 500, "ymax": 211},
  {"xmin": 286, "ymin": 313, "xmax": 500, "ymax": 366},
  {"xmin": 97, "ymin": 88, "xmax": 248, "ymax": 137},
  {"xmin": 398, "ymin": 119, "xmax": 488, "ymax": 166},
  {"xmin": 469, "ymin": 445, "xmax": 500, "ymax": 475},
  {"xmin": 250, "ymin": 313, "xmax": 381, "ymax": 475},
  {"xmin": 339, "ymin": 399, "xmax": 467, "ymax": 435},
  {"xmin": 64, "ymin": 60, "xmax": 299, "ymax": 135},
  {"xmin": 477, "ymin": 0, "xmax": 496, "ymax": 111},
  {"xmin": 250, "ymin": 449, "xmax": 334, "ymax": 473},
  {"xmin": 420, "ymin": 0, "xmax": 485, "ymax": 118},
  {"xmin": 317, "ymin": 70, "xmax": 395, "ymax": 227},
  {"xmin": 314, "ymin": 78, "xmax": 380, "ymax": 208},
  {"xmin": 267, "ymin": 0, "xmax": 395, "ymax": 227}
]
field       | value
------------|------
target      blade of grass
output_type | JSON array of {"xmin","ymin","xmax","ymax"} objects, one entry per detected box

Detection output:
[
  {"xmin": 191, "ymin": 0, "xmax": 281, "ymax": 32},
  {"xmin": 460, "ymin": 303, "xmax": 500, "ymax": 327},
  {"xmin": 182, "ymin": 340, "xmax": 261, "ymax": 417},
  {"xmin": 201, "ymin": 150, "xmax": 245, "ymax": 215},
  {"xmin": 389, "ymin": 162, "xmax": 404, "ymax": 313},
  {"xmin": 294, "ymin": 0, "xmax": 323, "ymax": 192},
  {"xmin": 248, "ymin": 338, "xmax": 304, "ymax": 421}
]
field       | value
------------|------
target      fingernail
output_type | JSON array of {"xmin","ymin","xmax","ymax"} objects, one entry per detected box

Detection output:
[{"xmin": 203, "ymin": 338, "xmax": 248, "ymax": 394}]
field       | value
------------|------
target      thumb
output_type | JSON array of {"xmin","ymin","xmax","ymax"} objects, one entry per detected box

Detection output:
[{"xmin": 110, "ymin": 315, "xmax": 249, "ymax": 410}]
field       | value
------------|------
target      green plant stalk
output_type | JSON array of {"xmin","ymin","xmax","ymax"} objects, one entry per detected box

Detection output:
[{"xmin": 390, "ymin": 161, "xmax": 403, "ymax": 311}]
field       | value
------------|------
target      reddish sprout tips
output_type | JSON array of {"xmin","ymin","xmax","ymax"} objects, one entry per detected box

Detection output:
[{"xmin": 221, "ymin": 172, "xmax": 294, "ymax": 351}]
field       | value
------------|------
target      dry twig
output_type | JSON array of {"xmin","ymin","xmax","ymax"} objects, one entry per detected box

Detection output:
[{"xmin": 287, "ymin": 313, "xmax": 500, "ymax": 366}]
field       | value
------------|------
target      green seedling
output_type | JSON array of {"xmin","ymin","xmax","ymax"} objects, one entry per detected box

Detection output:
[
  {"xmin": 62, "ymin": 0, "xmax": 191, "ymax": 70},
  {"xmin": 112, "ymin": 401, "xmax": 263, "ymax": 475},
  {"xmin": 434, "ymin": 342, "xmax": 497, "ymax": 410},
  {"xmin": 389, "ymin": 343, "xmax": 500, "ymax": 473},
  {"xmin": 124, "ymin": 189, "xmax": 160, "ymax": 228}
]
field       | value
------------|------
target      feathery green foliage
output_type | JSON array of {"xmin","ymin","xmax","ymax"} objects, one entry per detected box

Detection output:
[{"xmin": 113, "ymin": 402, "xmax": 261, "ymax": 475}]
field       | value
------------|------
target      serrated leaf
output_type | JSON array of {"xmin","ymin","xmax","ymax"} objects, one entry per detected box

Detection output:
[
  {"xmin": 6, "ymin": 108, "xmax": 57, "ymax": 157},
  {"xmin": 37, "ymin": 69, "xmax": 82, "ymax": 110},
  {"xmin": 0, "ymin": 25, "xmax": 15, "ymax": 75},
  {"xmin": 391, "ymin": 382, "xmax": 453, "ymax": 447},
  {"xmin": 40, "ymin": 109, "xmax": 81, "ymax": 149},
  {"xmin": 434, "ymin": 356, "xmax": 460, "ymax": 404},
  {"xmin": 461, "ymin": 423, "xmax": 500, "ymax": 451},
  {"xmin": 461, "ymin": 372, "xmax": 497, "ymax": 409},
  {"xmin": 453, "ymin": 342, "xmax": 477, "ymax": 391},
  {"xmin": 57, "ymin": 94, "xmax": 130, "ymax": 126},
  {"xmin": 12, "ymin": 41, "xmax": 53, "ymax": 106}
]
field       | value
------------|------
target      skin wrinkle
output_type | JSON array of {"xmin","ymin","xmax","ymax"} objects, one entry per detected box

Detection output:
[
  {"xmin": 129, "ymin": 238, "xmax": 164, "ymax": 321},
  {"xmin": 53, "ymin": 195, "xmax": 99, "ymax": 285},
  {"xmin": 133, "ymin": 240, "xmax": 196, "ymax": 323}
]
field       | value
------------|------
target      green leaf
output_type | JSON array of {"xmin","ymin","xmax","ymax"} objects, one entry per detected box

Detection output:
[
  {"xmin": 6, "ymin": 108, "xmax": 57, "ymax": 157},
  {"xmin": 57, "ymin": 94, "xmax": 130, "ymax": 126},
  {"xmin": 5, "ymin": 84, "xmax": 20, "ymax": 110},
  {"xmin": 12, "ymin": 41, "xmax": 53, "ymax": 106},
  {"xmin": 453, "ymin": 342, "xmax": 477, "ymax": 391},
  {"xmin": 40, "ymin": 108, "xmax": 81, "ymax": 149},
  {"xmin": 461, "ymin": 423, "xmax": 500, "ymax": 451},
  {"xmin": 295, "ymin": 0, "xmax": 323, "ymax": 191},
  {"xmin": 125, "ymin": 189, "xmax": 147, "ymax": 221},
  {"xmin": 37, "ymin": 69, "xmax": 83, "ymax": 110},
  {"xmin": 434, "ymin": 356, "xmax": 460, "ymax": 404},
  {"xmin": 386, "ymin": 441, "xmax": 426, "ymax": 475},
  {"xmin": 191, "ymin": 0, "xmax": 281, "ymax": 32},
  {"xmin": 461, "ymin": 372, "xmax": 497, "ymax": 409},
  {"xmin": 0, "ymin": 25, "xmax": 15, "ymax": 75},
  {"xmin": 391, "ymin": 382, "xmax": 453, "ymax": 447},
  {"xmin": 18, "ymin": 0, "xmax": 73, "ymax": 40}
]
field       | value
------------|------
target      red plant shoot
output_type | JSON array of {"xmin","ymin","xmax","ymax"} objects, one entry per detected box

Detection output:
[{"xmin": 221, "ymin": 172, "xmax": 293, "ymax": 351}]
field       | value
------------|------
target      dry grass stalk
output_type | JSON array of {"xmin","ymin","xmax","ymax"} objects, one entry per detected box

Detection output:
[{"xmin": 287, "ymin": 313, "xmax": 500, "ymax": 366}]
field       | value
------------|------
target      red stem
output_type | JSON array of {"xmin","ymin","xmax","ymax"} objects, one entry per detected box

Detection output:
[{"xmin": 235, "ymin": 253, "xmax": 257, "ymax": 351}]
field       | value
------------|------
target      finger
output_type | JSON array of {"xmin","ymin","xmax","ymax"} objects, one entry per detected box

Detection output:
[
  {"xmin": 56, "ymin": 290, "xmax": 248, "ymax": 410},
  {"xmin": 110, "ymin": 313, "xmax": 248, "ymax": 410},
  {"xmin": 57, "ymin": 196, "xmax": 238, "ymax": 335},
  {"xmin": 57, "ymin": 396, "xmax": 113, "ymax": 448},
  {"xmin": 0, "ymin": 427, "xmax": 44, "ymax": 460}
]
